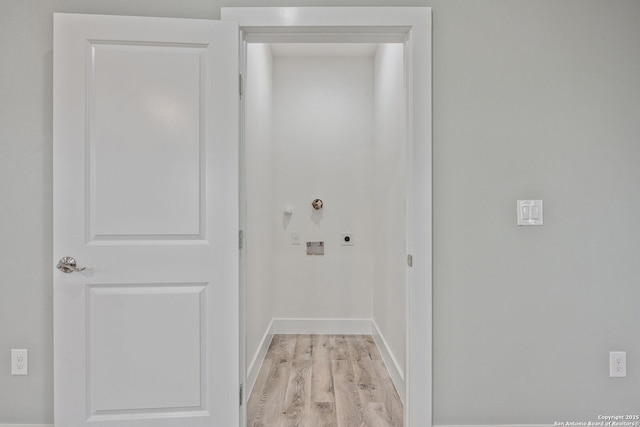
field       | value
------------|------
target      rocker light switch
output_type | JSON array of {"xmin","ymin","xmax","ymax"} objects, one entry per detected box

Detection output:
[{"xmin": 517, "ymin": 200, "xmax": 543, "ymax": 226}]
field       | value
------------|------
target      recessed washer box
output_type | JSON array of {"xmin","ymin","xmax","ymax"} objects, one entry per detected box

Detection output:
[{"xmin": 306, "ymin": 241, "xmax": 324, "ymax": 255}]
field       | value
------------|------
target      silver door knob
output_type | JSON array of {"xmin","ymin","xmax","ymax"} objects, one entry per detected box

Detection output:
[{"xmin": 57, "ymin": 257, "xmax": 86, "ymax": 273}]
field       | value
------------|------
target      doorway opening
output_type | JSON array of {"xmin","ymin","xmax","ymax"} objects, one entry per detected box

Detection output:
[
  {"xmin": 242, "ymin": 40, "xmax": 407, "ymax": 426},
  {"xmin": 226, "ymin": 7, "xmax": 433, "ymax": 427}
]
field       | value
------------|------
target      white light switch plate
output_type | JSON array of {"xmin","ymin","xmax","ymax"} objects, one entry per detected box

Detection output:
[{"xmin": 517, "ymin": 200, "xmax": 543, "ymax": 226}]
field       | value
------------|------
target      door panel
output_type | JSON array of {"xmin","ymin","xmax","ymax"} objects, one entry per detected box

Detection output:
[
  {"xmin": 53, "ymin": 14, "xmax": 238, "ymax": 427},
  {"xmin": 90, "ymin": 42, "xmax": 204, "ymax": 239},
  {"xmin": 88, "ymin": 284, "xmax": 204, "ymax": 413}
]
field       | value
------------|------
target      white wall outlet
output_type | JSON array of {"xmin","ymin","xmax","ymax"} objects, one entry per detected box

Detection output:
[
  {"xmin": 11, "ymin": 349, "xmax": 28, "ymax": 375},
  {"xmin": 341, "ymin": 232, "xmax": 354, "ymax": 246},
  {"xmin": 291, "ymin": 231, "xmax": 301, "ymax": 245},
  {"xmin": 610, "ymin": 351, "xmax": 627, "ymax": 377}
]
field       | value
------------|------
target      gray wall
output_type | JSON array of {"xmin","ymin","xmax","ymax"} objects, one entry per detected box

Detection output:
[{"xmin": 1, "ymin": 0, "xmax": 639, "ymax": 424}]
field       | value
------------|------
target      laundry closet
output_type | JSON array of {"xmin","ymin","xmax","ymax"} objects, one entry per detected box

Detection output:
[{"xmin": 242, "ymin": 41, "xmax": 408, "ymax": 396}]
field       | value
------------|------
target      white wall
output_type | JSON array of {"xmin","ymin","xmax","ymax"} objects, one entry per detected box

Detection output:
[
  {"xmin": 244, "ymin": 43, "xmax": 275, "ymax": 375},
  {"xmin": 1, "ymin": 2, "xmax": 54, "ymax": 423},
  {"xmin": 373, "ymin": 43, "xmax": 407, "ymax": 377},
  {"xmin": 2, "ymin": 0, "xmax": 640, "ymax": 424},
  {"xmin": 433, "ymin": 1, "xmax": 640, "ymax": 423},
  {"xmin": 270, "ymin": 54, "xmax": 374, "ymax": 320}
]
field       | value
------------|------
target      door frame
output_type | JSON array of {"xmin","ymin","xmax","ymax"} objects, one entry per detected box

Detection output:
[{"xmin": 222, "ymin": 7, "xmax": 432, "ymax": 427}]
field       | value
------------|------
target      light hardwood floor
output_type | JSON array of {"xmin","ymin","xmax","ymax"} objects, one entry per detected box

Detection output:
[{"xmin": 247, "ymin": 334, "xmax": 403, "ymax": 427}]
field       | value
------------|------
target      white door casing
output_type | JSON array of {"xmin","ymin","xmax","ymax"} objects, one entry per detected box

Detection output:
[
  {"xmin": 53, "ymin": 14, "xmax": 238, "ymax": 427},
  {"xmin": 223, "ymin": 7, "xmax": 433, "ymax": 427}
]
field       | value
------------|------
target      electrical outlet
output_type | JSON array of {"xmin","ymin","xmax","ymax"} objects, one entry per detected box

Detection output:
[
  {"xmin": 11, "ymin": 349, "xmax": 28, "ymax": 375},
  {"xmin": 609, "ymin": 351, "xmax": 626, "ymax": 377}
]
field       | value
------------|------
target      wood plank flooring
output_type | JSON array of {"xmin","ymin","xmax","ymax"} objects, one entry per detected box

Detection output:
[{"xmin": 247, "ymin": 334, "xmax": 403, "ymax": 427}]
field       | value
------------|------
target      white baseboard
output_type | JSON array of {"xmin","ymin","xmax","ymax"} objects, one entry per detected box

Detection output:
[
  {"xmin": 435, "ymin": 425, "xmax": 553, "ymax": 427},
  {"xmin": 0, "ymin": 424, "xmax": 553, "ymax": 427},
  {"xmin": 246, "ymin": 318, "xmax": 274, "ymax": 397},
  {"xmin": 0, "ymin": 425, "xmax": 54, "ymax": 426},
  {"xmin": 371, "ymin": 319, "xmax": 405, "ymax": 404},
  {"xmin": 271, "ymin": 317, "xmax": 373, "ymax": 335}
]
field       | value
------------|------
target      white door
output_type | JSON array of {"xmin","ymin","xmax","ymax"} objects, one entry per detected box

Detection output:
[{"xmin": 53, "ymin": 14, "xmax": 238, "ymax": 427}]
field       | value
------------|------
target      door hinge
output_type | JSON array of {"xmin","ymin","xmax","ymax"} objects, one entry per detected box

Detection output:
[
  {"xmin": 407, "ymin": 254, "xmax": 413, "ymax": 267},
  {"xmin": 239, "ymin": 74, "xmax": 243, "ymax": 97},
  {"xmin": 239, "ymin": 383, "xmax": 244, "ymax": 406},
  {"xmin": 239, "ymin": 229, "xmax": 244, "ymax": 250}
]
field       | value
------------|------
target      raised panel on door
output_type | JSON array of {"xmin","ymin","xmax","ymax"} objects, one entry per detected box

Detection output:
[
  {"xmin": 53, "ymin": 14, "xmax": 239, "ymax": 427},
  {"xmin": 88, "ymin": 284, "xmax": 205, "ymax": 417},
  {"xmin": 89, "ymin": 42, "xmax": 205, "ymax": 240}
]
